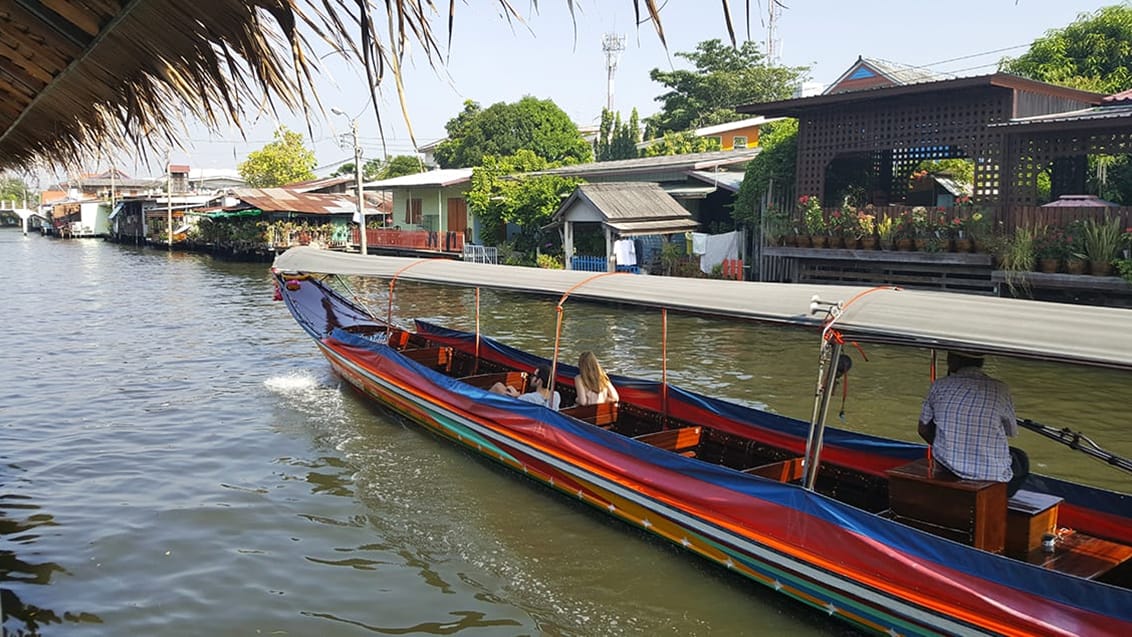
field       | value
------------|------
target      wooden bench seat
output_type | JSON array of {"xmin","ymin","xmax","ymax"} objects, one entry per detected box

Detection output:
[
  {"xmin": 886, "ymin": 458, "xmax": 1006, "ymax": 553},
  {"xmin": 1022, "ymin": 529, "xmax": 1132, "ymax": 580},
  {"xmin": 460, "ymin": 371, "xmax": 527, "ymax": 393},
  {"xmin": 743, "ymin": 457, "xmax": 804, "ymax": 483},
  {"xmin": 560, "ymin": 402, "xmax": 619, "ymax": 428},
  {"xmin": 633, "ymin": 426, "xmax": 702, "ymax": 457},
  {"xmin": 400, "ymin": 346, "xmax": 453, "ymax": 371},
  {"xmin": 1005, "ymin": 489, "xmax": 1063, "ymax": 558}
]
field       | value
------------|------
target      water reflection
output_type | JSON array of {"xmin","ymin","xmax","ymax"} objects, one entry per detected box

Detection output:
[{"xmin": 0, "ymin": 494, "xmax": 101, "ymax": 634}]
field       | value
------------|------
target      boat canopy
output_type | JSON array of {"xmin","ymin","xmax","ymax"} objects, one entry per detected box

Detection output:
[{"xmin": 273, "ymin": 247, "xmax": 1132, "ymax": 371}]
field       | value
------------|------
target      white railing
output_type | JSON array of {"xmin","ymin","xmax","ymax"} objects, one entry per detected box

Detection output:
[{"xmin": 462, "ymin": 244, "xmax": 498, "ymax": 264}]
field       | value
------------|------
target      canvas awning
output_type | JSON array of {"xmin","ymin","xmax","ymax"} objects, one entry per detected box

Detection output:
[{"xmin": 273, "ymin": 247, "xmax": 1132, "ymax": 372}]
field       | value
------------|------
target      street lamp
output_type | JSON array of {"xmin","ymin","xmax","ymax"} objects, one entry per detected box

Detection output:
[{"xmin": 332, "ymin": 107, "xmax": 366, "ymax": 255}]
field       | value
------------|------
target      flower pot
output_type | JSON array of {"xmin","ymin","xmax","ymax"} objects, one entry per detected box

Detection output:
[
  {"xmin": 1038, "ymin": 258, "xmax": 1060, "ymax": 274},
  {"xmin": 895, "ymin": 238, "xmax": 913, "ymax": 251},
  {"xmin": 913, "ymin": 238, "xmax": 928, "ymax": 251},
  {"xmin": 953, "ymin": 238, "xmax": 973, "ymax": 253},
  {"xmin": 1089, "ymin": 260, "xmax": 1113, "ymax": 276},
  {"xmin": 860, "ymin": 237, "xmax": 877, "ymax": 250},
  {"xmin": 1065, "ymin": 258, "xmax": 1087, "ymax": 275},
  {"xmin": 811, "ymin": 235, "xmax": 828, "ymax": 249}
]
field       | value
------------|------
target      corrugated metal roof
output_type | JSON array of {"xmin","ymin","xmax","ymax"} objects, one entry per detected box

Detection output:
[
  {"xmin": 231, "ymin": 189, "xmax": 361, "ymax": 215},
  {"xmin": 687, "ymin": 171, "xmax": 745, "ymax": 193},
  {"xmin": 1041, "ymin": 195, "xmax": 1120, "ymax": 207},
  {"xmin": 283, "ymin": 176, "xmax": 355, "ymax": 193},
  {"xmin": 538, "ymin": 148, "xmax": 759, "ymax": 179},
  {"xmin": 553, "ymin": 182, "xmax": 699, "ymax": 236},
  {"xmin": 743, "ymin": 73, "xmax": 1105, "ymax": 117},
  {"xmin": 989, "ymin": 103, "xmax": 1132, "ymax": 128},
  {"xmin": 365, "ymin": 168, "xmax": 473, "ymax": 189},
  {"xmin": 1104, "ymin": 89, "xmax": 1132, "ymax": 103}
]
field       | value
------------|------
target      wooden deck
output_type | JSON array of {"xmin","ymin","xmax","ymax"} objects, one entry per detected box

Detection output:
[{"xmin": 761, "ymin": 247, "xmax": 1132, "ymax": 307}]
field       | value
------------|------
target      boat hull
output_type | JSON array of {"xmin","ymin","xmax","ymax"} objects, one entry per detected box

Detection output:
[{"xmin": 275, "ymin": 272, "xmax": 1132, "ymax": 636}]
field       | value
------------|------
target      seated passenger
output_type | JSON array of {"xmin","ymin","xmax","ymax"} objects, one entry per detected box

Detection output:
[
  {"xmin": 918, "ymin": 350, "xmax": 1028, "ymax": 496},
  {"xmin": 574, "ymin": 351, "xmax": 619, "ymax": 406},
  {"xmin": 490, "ymin": 365, "xmax": 561, "ymax": 411}
]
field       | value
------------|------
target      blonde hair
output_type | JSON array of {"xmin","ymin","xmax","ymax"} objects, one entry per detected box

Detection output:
[{"xmin": 577, "ymin": 351, "xmax": 611, "ymax": 395}]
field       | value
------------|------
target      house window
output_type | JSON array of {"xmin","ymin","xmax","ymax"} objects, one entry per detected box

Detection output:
[
  {"xmin": 406, "ymin": 198, "xmax": 422, "ymax": 225},
  {"xmin": 732, "ymin": 136, "xmax": 748, "ymax": 149}
]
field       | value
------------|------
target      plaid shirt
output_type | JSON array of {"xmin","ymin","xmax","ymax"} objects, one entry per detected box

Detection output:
[{"xmin": 920, "ymin": 367, "xmax": 1017, "ymax": 482}]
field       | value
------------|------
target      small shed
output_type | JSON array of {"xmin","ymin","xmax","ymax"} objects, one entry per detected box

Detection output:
[{"xmin": 551, "ymin": 182, "xmax": 700, "ymax": 271}]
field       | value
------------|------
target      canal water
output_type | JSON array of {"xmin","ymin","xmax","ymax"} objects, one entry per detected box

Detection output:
[{"xmin": 1, "ymin": 231, "xmax": 1128, "ymax": 636}]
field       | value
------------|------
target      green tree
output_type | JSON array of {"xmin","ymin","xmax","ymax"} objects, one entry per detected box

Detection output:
[
  {"xmin": 641, "ymin": 131, "xmax": 722, "ymax": 157},
  {"xmin": 645, "ymin": 39, "xmax": 808, "ymax": 136},
  {"xmin": 732, "ymin": 119, "xmax": 798, "ymax": 226},
  {"xmin": 465, "ymin": 149, "xmax": 581, "ymax": 258},
  {"xmin": 238, "ymin": 126, "xmax": 317, "ymax": 187},
  {"xmin": 331, "ymin": 162, "xmax": 356, "ymax": 179},
  {"xmin": 377, "ymin": 155, "xmax": 425, "ymax": 179},
  {"xmin": 595, "ymin": 108, "xmax": 641, "ymax": 161},
  {"xmin": 1001, "ymin": 5, "xmax": 1132, "ymax": 93},
  {"xmin": 434, "ymin": 96, "xmax": 592, "ymax": 168},
  {"xmin": 0, "ymin": 174, "xmax": 32, "ymax": 203}
]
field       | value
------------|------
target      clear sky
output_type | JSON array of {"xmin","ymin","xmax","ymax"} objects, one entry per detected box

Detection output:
[{"xmin": 106, "ymin": 1, "xmax": 1121, "ymax": 179}]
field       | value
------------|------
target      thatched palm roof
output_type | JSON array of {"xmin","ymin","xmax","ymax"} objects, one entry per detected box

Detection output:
[{"xmin": 0, "ymin": 1, "xmax": 737, "ymax": 172}]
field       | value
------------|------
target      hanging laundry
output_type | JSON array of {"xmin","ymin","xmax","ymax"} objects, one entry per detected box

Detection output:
[
  {"xmin": 700, "ymin": 231, "xmax": 740, "ymax": 274},
  {"xmin": 691, "ymin": 232, "xmax": 709, "ymax": 256},
  {"xmin": 613, "ymin": 238, "xmax": 637, "ymax": 266}
]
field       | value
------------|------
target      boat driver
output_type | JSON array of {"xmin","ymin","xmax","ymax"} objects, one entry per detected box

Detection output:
[{"xmin": 917, "ymin": 350, "xmax": 1028, "ymax": 496}]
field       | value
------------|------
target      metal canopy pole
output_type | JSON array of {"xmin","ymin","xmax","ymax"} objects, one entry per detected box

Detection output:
[{"xmin": 803, "ymin": 340, "xmax": 844, "ymax": 491}]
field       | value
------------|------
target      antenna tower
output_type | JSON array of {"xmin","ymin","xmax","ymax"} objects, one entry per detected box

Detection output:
[
  {"xmin": 766, "ymin": 0, "xmax": 782, "ymax": 66},
  {"xmin": 602, "ymin": 33, "xmax": 626, "ymax": 112}
]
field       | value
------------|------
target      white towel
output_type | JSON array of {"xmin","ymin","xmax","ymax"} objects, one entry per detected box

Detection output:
[
  {"xmin": 691, "ymin": 232, "xmax": 708, "ymax": 255},
  {"xmin": 700, "ymin": 231, "xmax": 739, "ymax": 274}
]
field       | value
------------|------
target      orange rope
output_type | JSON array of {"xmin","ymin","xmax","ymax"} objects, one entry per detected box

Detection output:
[
  {"xmin": 386, "ymin": 259, "xmax": 431, "ymax": 328},
  {"xmin": 550, "ymin": 271, "xmax": 630, "ymax": 393}
]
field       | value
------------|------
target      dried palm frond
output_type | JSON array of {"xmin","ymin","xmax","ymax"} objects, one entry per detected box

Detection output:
[{"xmin": 0, "ymin": 1, "xmax": 742, "ymax": 172}]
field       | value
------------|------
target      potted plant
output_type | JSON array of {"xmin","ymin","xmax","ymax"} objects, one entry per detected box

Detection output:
[
  {"xmin": 909, "ymin": 206, "xmax": 931, "ymax": 250},
  {"xmin": 964, "ymin": 210, "xmax": 990, "ymax": 252},
  {"xmin": 762, "ymin": 205, "xmax": 791, "ymax": 247},
  {"xmin": 893, "ymin": 209, "xmax": 916, "ymax": 250},
  {"xmin": 876, "ymin": 216, "xmax": 896, "ymax": 250},
  {"xmin": 1080, "ymin": 216, "xmax": 1122, "ymax": 276},
  {"xmin": 799, "ymin": 195, "xmax": 827, "ymax": 248},
  {"xmin": 857, "ymin": 210, "xmax": 878, "ymax": 249},
  {"xmin": 1032, "ymin": 226, "xmax": 1068, "ymax": 273},
  {"xmin": 1000, "ymin": 227, "xmax": 1036, "ymax": 297}
]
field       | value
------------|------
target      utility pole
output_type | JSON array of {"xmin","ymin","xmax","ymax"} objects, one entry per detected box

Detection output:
[
  {"xmin": 602, "ymin": 33, "xmax": 626, "ymax": 112},
  {"xmin": 166, "ymin": 155, "xmax": 172, "ymax": 250},
  {"xmin": 352, "ymin": 119, "xmax": 366, "ymax": 255},
  {"xmin": 333, "ymin": 107, "xmax": 366, "ymax": 255}
]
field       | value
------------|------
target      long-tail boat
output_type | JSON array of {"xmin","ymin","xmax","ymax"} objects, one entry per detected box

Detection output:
[{"xmin": 272, "ymin": 246, "xmax": 1132, "ymax": 636}]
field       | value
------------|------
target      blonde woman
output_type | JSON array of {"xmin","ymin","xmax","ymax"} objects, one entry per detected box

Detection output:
[{"xmin": 574, "ymin": 351, "xmax": 619, "ymax": 406}]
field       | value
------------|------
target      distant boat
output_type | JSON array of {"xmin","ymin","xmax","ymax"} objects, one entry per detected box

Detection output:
[{"xmin": 274, "ymin": 246, "xmax": 1132, "ymax": 636}]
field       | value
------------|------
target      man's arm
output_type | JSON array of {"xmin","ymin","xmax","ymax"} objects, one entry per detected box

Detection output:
[{"xmin": 918, "ymin": 420, "xmax": 936, "ymax": 444}]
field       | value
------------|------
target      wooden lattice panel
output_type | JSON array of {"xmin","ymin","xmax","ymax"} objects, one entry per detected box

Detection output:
[
  {"xmin": 1008, "ymin": 130, "xmax": 1132, "ymax": 205},
  {"xmin": 794, "ymin": 87, "xmax": 1013, "ymax": 205}
]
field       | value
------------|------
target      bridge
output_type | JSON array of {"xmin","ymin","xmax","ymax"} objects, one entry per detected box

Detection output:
[{"xmin": 0, "ymin": 200, "xmax": 46, "ymax": 235}]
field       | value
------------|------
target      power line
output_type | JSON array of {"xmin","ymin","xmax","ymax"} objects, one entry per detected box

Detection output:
[{"xmin": 921, "ymin": 43, "xmax": 1030, "ymax": 69}]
